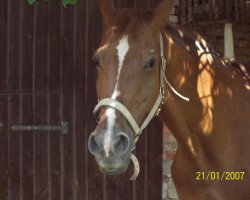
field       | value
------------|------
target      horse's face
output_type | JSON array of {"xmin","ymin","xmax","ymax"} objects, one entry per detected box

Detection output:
[
  {"xmin": 89, "ymin": 26, "xmax": 160, "ymax": 175},
  {"xmin": 88, "ymin": 0, "xmax": 173, "ymax": 176}
]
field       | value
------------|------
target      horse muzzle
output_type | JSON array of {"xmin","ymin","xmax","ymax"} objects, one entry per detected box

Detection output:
[{"xmin": 88, "ymin": 118, "xmax": 134, "ymax": 175}]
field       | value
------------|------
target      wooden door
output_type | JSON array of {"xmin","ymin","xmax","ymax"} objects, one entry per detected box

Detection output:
[{"xmin": 0, "ymin": 1, "xmax": 163, "ymax": 199}]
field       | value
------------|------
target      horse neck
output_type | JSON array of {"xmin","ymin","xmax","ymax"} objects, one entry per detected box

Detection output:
[{"xmin": 159, "ymin": 33, "xmax": 250, "ymax": 161}]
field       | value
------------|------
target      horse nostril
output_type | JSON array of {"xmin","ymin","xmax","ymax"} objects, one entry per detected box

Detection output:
[
  {"xmin": 88, "ymin": 134, "xmax": 99, "ymax": 155},
  {"xmin": 114, "ymin": 133, "xmax": 130, "ymax": 155}
]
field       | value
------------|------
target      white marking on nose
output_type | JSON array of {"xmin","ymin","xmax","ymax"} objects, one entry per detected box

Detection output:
[
  {"xmin": 104, "ymin": 35, "xmax": 130, "ymax": 157},
  {"xmin": 104, "ymin": 108, "xmax": 116, "ymax": 157}
]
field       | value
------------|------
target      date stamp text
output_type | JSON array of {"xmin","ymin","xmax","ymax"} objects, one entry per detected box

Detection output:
[{"xmin": 196, "ymin": 171, "xmax": 245, "ymax": 181}]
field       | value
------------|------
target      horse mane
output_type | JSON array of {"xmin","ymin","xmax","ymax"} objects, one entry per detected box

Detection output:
[{"xmin": 164, "ymin": 24, "xmax": 219, "ymax": 57}]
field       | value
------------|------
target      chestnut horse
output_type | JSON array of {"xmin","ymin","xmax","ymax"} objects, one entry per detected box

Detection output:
[{"xmin": 88, "ymin": 0, "xmax": 250, "ymax": 199}]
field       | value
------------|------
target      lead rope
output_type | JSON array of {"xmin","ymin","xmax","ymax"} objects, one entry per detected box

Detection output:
[{"xmin": 129, "ymin": 31, "xmax": 189, "ymax": 181}]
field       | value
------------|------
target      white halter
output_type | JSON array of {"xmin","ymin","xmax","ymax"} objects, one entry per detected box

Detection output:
[
  {"xmin": 93, "ymin": 31, "xmax": 189, "ymax": 180},
  {"xmin": 94, "ymin": 33, "xmax": 166, "ymax": 141}
]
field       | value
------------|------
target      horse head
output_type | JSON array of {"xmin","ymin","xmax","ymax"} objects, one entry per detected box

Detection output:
[{"xmin": 88, "ymin": 0, "xmax": 174, "ymax": 178}]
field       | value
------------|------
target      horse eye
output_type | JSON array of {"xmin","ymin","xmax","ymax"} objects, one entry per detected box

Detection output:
[{"xmin": 144, "ymin": 58, "xmax": 156, "ymax": 69}]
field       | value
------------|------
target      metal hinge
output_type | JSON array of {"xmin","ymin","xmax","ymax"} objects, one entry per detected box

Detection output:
[{"xmin": 11, "ymin": 121, "xmax": 68, "ymax": 135}]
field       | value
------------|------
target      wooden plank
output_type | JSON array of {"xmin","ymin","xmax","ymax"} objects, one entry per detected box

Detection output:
[
  {"xmin": 218, "ymin": 0, "xmax": 225, "ymax": 20},
  {"xmin": 8, "ymin": 94, "xmax": 21, "ymax": 200},
  {"xmin": 105, "ymin": 177, "xmax": 118, "ymax": 200},
  {"xmin": 34, "ymin": 2, "xmax": 49, "ymax": 93},
  {"xmin": 208, "ymin": 0, "xmax": 214, "ymax": 20},
  {"xmin": 21, "ymin": 94, "xmax": 34, "ymax": 200},
  {"xmin": 48, "ymin": 0, "xmax": 61, "ymax": 93},
  {"xmin": 49, "ymin": 94, "xmax": 61, "ymax": 200},
  {"xmin": 135, "ymin": 132, "xmax": 147, "ymax": 200},
  {"xmin": 0, "ymin": 94, "xmax": 8, "ymax": 200},
  {"xmin": 246, "ymin": 1, "xmax": 250, "ymax": 19},
  {"xmin": 226, "ymin": 0, "xmax": 233, "ymax": 21},
  {"xmin": 74, "ymin": 0, "xmax": 87, "ymax": 199},
  {"xmin": 133, "ymin": 0, "xmax": 147, "ymax": 8},
  {"xmin": 240, "ymin": 0, "xmax": 246, "ymax": 19},
  {"xmin": 214, "ymin": 0, "xmax": 219, "ymax": 19},
  {"xmin": 116, "ymin": 177, "xmax": 134, "ymax": 200},
  {"xmin": 0, "ymin": 1, "xmax": 7, "ymax": 92},
  {"xmin": 146, "ymin": 119, "xmax": 163, "ymax": 199},
  {"xmin": 187, "ymin": 0, "xmax": 193, "ymax": 23},
  {"xmin": 22, "ymin": 2, "xmax": 35, "ymax": 93},
  {"xmin": 8, "ymin": 1, "xmax": 20, "ymax": 92},
  {"xmin": 235, "ymin": 0, "xmax": 240, "ymax": 20},
  {"xmin": 179, "ymin": 0, "xmax": 187, "ymax": 24},
  {"xmin": 48, "ymin": 0, "xmax": 63, "ymax": 199},
  {"xmin": 34, "ymin": 94, "xmax": 49, "ymax": 200},
  {"xmin": 86, "ymin": 1, "xmax": 104, "ymax": 199},
  {"xmin": 192, "ymin": 0, "xmax": 200, "ymax": 22},
  {"xmin": 202, "ymin": 0, "xmax": 207, "ymax": 21},
  {"xmin": 32, "ymin": 3, "xmax": 50, "ymax": 199},
  {"xmin": 62, "ymin": 5, "xmax": 76, "ymax": 200}
]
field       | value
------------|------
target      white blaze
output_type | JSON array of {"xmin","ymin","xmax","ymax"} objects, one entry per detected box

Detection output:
[
  {"xmin": 104, "ymin": 35, "xmax": 130, "ymax": 157},
  {"xmin": 112, "ymin": 35, "xmax": 129, "ymax": 99}
]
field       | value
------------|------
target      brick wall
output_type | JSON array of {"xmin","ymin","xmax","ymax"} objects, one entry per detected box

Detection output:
[
  {"xmin": 185, "ymin": 22, "xmax": 250, "ymax": 60},
  {"xmin": 168, "ymin": 1, "xmax": 250, "ymax": 60},
  {"xmin": 169, "ymin": 0, "xmax": 179, "ymax": 24},
  {"xmin": 162, "ymin": 126, "xmax": 178, "ymax": 200}
]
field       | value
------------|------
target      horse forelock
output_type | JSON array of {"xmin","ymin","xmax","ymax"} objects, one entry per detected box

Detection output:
[{"xmin": 101, "ymin": 8, "xmax": 153, "ymax": 43}]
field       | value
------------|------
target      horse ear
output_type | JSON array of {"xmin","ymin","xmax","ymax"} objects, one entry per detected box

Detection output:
[
  {"xmin": 151, "ymin": 0, "xmax": 174, "ymax": 29},
  {"xmin": 98, "ymin": 0, "xmax": 117, "ymax": 28}
]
